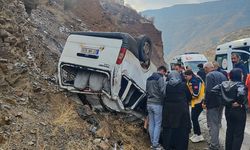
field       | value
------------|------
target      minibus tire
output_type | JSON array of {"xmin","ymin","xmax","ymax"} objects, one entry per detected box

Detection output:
[{"xmin": 137, "ymin": 35, "xmax": 152, "ymax": 62}]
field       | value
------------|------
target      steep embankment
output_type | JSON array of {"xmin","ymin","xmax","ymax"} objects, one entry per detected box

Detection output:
[{"xmin": 0, "ymin": 0, "xmax": 151, "ymax": 149}]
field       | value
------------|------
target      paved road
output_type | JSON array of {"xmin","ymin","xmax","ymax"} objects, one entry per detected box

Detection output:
[
  {"xmin": 196, "ymin": 109, "xmax": 250, "ymax": 150},
  {"xmin": 189, "ymin": 110, "xmax": 210, "ymax": 150},
  {"xmin": 219, "ymin": 110, "xmax": 250, "ymax": 150}
]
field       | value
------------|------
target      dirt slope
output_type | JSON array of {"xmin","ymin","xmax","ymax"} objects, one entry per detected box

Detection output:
[{"xmin": 0, "ymin": 0, "xmax": 151, "ymax": 149}]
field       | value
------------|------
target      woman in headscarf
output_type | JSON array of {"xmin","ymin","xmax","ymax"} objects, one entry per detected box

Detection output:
[{"xmin": 162, "ymin": 71, "xmax": 192, "ymax": 150}]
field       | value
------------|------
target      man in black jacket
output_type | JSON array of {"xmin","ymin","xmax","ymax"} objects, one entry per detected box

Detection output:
[
  {"xmin": 203, "ymin": 62, "xmax": 227, "ymax": 150},
  {"xmin": 174, "ymin": 63, "xmax": 186, "ymax": 82},
  {"xmin": 197, "ymin": 63, "xmax": 206, "ymax": 82},
  {"xmin": 231, "ymin": 53, "xmax": 248, "ymax": 81}
]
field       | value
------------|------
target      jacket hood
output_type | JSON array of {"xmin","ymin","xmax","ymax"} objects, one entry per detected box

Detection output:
[
  {"xmin": 152, "ymin": 72, "xmax": 162, "ymax": 77},
  {"xmin": 167, "ymin": 71, "xmax": 182, "ymax": 86},
  {"xmin": 212, "ymin": 81, "xmax": 247, "ymax": 106},
  {"xmin": 221, "ymin": 81, "xmax": 238, "ymax": 92},
  {"xmin": 147, "ymin": 72, "xmax": 163, "ymax": 81},
  {"xmin": 221, "ymin": 81, "xmax": 239, "ymax": 102}
]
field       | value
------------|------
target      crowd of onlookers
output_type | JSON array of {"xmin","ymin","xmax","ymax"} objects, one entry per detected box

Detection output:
[{"xmin": 145, "ymin": 53, "xmax": 249, "ymax": 150}]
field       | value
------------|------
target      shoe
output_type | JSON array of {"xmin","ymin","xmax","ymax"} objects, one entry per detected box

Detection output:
[
  {"xmin": 151, "ymin": 144, "xmax": 164, "ymax": 150},
  {"xmin": 191, "ymin": 135, "xmax": 204, "ymax": 143},
  {"xmin": 189, "ymin": 134, "xmax": 197, "ymax": 140}
]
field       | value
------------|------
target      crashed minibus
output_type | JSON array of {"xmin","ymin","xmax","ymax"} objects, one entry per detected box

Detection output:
[{"xmin": 58, "ymin": 32, "xmax": 157, "ymax": 115}]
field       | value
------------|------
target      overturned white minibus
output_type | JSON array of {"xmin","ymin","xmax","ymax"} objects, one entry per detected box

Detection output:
[{"xmin": 58, "ymin": 32, "xmax": 157, "ymax": 115}]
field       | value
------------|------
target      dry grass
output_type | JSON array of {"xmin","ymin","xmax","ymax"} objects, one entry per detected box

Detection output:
[
  {"xmin": 111, "ymin": 120, "xmax": 150, "ymax": 150},
  {"xmin": 50, "ymin": 94, "xmax": 96, "ymax": 149},
  {"xmin": 66, "ymin": 139, "xmax": 96, "ymax": 150},
  {"xmin": 52, "ymin": 102, "xmax": 80, "ymax": 132}
]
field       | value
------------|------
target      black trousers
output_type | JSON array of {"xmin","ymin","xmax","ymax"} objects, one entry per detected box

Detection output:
[
  {"xmin": 162, "ymin": 127, "xmax": 189, "ymax": 150},
  {"xmin": 225, "ymin": 107, "xmax": 246, "ymax": 150},
  {"xmin": 191, "ymin": 103, "xmax": 203, "ymax": 135}
]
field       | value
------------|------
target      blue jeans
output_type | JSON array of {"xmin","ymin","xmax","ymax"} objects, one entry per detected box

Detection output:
[{"xmin": 147, "ymin": 103, "xmax": 163, "ymax": 147}]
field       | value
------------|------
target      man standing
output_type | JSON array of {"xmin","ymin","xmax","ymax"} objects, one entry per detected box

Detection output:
[
  {"xmin": 203, "ymin": 62, "xmax": 227, "ymax": 150},
  {"xmin": 212, "ymin": 61, "xmax": 228, "ymax": 79},
  {"xmin": 231, "ymin": 53, "xmax": 248, "ymax": 81},
  {"xmin": 146, "ymin": 66, "xmax": 167, "ymax": 150},
  {"xmin": 197, "ymin": 63, "xmax": 206, "ymax": 82},
  {"xmin": 174, "ymin": 63, "xmax": 186, "ymax": 82}
]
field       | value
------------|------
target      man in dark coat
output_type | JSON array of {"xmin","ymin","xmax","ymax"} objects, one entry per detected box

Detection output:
[
  {"xmin": 231, "ymin": 53, "xmax": 248, "ymax": 81},
  {"xmin": 197, "ymin": 63, "xmax": 206, "ymax": 82},
  {"xmin": 203, "ymin": 62, "xmax": 227, "ymax": 150},
  {"xmin": 174, "ymin": 63, "xmax": 186, "ymax": 82}
]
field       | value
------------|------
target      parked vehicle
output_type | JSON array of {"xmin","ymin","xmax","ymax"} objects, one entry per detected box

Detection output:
[
  {"xmin": 58, "ymin": 32, "xmax": 156, "ymax": 115},
  {"xmin": 169, "ymin": 52, "xmax": 208, "ymax": 73},
  {"xmin": 215, "ymin": 38, "xmax": 250, "ymax": 150},
  {"xmin": 215, "ymin": 38, "xmax": 250, "ymax": 73}
]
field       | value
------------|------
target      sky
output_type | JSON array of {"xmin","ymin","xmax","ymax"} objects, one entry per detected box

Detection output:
[{"xmin": 124, "ymin": 0, "xmax": 218, "ymax": 11}]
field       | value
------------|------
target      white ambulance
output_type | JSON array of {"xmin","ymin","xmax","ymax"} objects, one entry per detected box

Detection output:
[
  {"xmin": 215, "ymin": 38, "xmax": 250, "ymax": 150},
  {"xmin": 215, "ymin": 38, "xmax": 250, "ymax": 73},
  {"xmin": 58, "ymin": 32, "xmax": 156, "ymax": 115},
  {"xmin": 169, "ymin": 52, "xmax": 208, "ymax": 73}
]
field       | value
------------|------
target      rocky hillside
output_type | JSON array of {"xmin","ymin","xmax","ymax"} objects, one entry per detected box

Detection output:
[
  {"xmin": 142, "ymin": 0, "xmax": 250, "ymax": 60},
  {"xmin": 220, "ymin": 26, "xmax": 250, "ymax": 43},
  {"xmin": 0, "ymin": 0, "xmax": 155, "ymax": 149}
]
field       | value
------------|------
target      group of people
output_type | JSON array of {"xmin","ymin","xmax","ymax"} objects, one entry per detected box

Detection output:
[{"xmin": 145, "ymin": 53, "xmax": 249, "ymax": 150}]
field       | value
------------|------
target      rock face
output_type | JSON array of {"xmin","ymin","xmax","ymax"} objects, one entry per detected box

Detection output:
[
  {"xmin": 0, "ymin": 0, "xmax": 154, "ymax": 149},
  {"xmin": 23, "ymin": 0, "xmax": 38, "ymax": 14}
]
